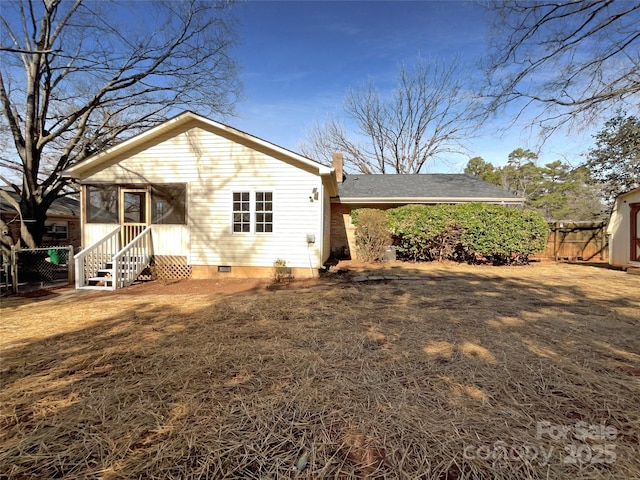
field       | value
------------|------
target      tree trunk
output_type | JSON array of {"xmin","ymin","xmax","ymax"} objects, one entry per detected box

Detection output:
[{"xmin": 19, "ymin": 194, "xmax": 49, "ymax": 248}]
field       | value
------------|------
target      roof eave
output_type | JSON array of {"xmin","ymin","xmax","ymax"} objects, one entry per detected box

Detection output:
[
  {"xmin": 321, "ymin": 170, "xmax": 339, "ymax": 197},
  {"xmin": 62, "ymin": 111, "xmax": 330, "ymax": 179},
  {"xmin": 62, "ymin": 112, "xmax": 196, "ymax": 178}
]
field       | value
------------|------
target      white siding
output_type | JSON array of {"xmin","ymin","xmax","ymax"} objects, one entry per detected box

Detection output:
[
  {"xmin": 83, "ymin": 125, "xmax": 325, "ymax": 268},
  {"xmin": 607, "ymin": 189, "xmax": 640, "ymax": 268},
  {"xmin": 84, "ymin": 224, "xmax": 119, "ymax": 248},
  {"xmin": 152, "ymin": 225, "xmax": 190, "ymax": 258}
]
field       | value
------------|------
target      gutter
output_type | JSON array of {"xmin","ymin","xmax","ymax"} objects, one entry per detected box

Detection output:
[{"xmin": 335, "ymin": 197, "xmax": 525, "ymax": 204}]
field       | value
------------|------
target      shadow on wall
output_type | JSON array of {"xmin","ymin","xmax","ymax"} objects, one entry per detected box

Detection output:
[{"xmin": 101, "ymin": 128, "xmax": 283, "ymax": 273}]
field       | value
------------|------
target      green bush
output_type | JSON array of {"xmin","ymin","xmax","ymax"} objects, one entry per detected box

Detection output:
[
  {"xmin": 455, "ymin": 204, "xmax": 549, "ymax": 264},
  {"xmin": 386, "ymin": 204, "xmax": 462, "ymax": 261},
  {"xmin": 351, "ymin": 209, "xmax": 391, "ymax": 262},
  {"xmin": 384, "ymin": 203, "xmax": 549, "ymax": 265}
]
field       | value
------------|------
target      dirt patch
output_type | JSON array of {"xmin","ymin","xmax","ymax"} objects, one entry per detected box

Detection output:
[
  {"xmin": 116, "ymin": 277, "xmax": 270, "ymax": 296},
  {"xmin": 102, "ymin": 275, "xmax": 337, "ymax": 297},
  {"xmin": 1, "ymin": 262, "xmax": 639, "ymax": 479}
]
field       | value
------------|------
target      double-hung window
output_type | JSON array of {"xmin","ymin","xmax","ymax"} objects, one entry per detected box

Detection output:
[
  {"xmin": 255, "ymin": 192, "xmax": 273, "ymax": 233},
  {"xmin": 232, "ymin": 192, "xmax": 251, "ymax": 233},
  {"xmin": 232, "ymin": 191, "xmax": 273, "ymax": 233},
  {"xmin": 44, "ymin": 222, "xmax": 69, "ymax": 241}
]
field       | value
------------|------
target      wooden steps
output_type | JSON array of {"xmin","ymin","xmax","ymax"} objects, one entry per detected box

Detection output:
[
  {"xmin": 82, "ymin": 255, "xmax": 150, "ymax": 289},
  {"xmin": 75, "ymin": 227, "xmax": 152, "ymax": 290}
]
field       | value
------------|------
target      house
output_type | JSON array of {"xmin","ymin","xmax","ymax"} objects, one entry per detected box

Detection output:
[
  {"xmin": 329, "ymin": 153, "xmax": 524, "ymax": 258},
  {"xmin": 0, "ymin": 186, "xmax": 81, "ymax": 249},
  {"xmin": 607, "ymin": 187, "xmax": 640, "ymax": 272},
  {"xmin": 62, "ymin": 111, "xmax": 521, "ymax": 290},
  {"xmin": 62, "ymin": 111, "xmax": 337, "ymax": 289}
]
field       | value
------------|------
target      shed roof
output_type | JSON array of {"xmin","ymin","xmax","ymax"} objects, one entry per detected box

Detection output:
[
  {"xmin": 336, "ymin": 174, "xmax": 523, "ymax": 204},
  {"xmin": 614, "ymin": 186, "xmax": 640, "ymax": 200}
]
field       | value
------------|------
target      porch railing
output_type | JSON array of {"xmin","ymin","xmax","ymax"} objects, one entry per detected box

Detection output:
[
  {"xmin": 112, "ymin": 226, "xmax": 152, "ymax": 289},
  {"xmin": 74, "ymin": 227, "xmax": 120, "ymax": 288}
]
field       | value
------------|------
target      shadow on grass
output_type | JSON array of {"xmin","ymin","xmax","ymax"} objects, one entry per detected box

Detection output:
[{"xmin": 1, "ymin": 266, "xmax": 639, "ymax": 479}]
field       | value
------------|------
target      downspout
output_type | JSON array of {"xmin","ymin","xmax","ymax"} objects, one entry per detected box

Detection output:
[
  {"xmin": 80, "ymin": 184, "xmax": 86, "ymax": 249},
  {"xmin": 317, "ymin": 180, "xmax": 324, "ymax": 271}
]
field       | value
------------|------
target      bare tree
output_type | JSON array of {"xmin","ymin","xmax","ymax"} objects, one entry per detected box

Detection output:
[
  {"xmin": 483, "ymin": 1, "xmax": 640, "ymax": 136},
  {"xmin": 0, "ymin": 0, "xmax": 240, "ymax": 246},
  {"xmin": 301, "ymin": 58, "xmax": 476, "ymax": 174}
]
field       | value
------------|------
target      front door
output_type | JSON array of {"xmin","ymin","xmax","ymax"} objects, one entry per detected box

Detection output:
[
  {"xmin": 121, "ymin": 189, "xmax": 149, "ymax": 246},
  {"xmin": 631, "ymin": 203, "xmax": 640, "ymax": 262}
]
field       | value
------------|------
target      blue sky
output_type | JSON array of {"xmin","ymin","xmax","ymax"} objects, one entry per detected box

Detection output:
[{"xmin": 229, "ymin": 0, "xmax": 595, "ymax": 172}]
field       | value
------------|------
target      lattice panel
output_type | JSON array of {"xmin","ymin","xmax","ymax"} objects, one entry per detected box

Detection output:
[{"xmin": 146, "ymin": 255, "xmax": 191, "ymax": 280}]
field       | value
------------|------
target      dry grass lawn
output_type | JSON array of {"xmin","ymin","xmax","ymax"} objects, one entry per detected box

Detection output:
[{"xmin": 1, "ymin": 262, "xmax": 639, "ymax": 479}]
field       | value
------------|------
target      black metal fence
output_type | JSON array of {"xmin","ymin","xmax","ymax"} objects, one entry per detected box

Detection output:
[{"xmin": 1, "ymin": 246, "xmax": 74, "ymax": 295}]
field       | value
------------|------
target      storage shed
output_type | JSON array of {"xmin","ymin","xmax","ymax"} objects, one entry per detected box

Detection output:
[{"xmin": 607, "ymin": 187, "xmax": 640, "ymax": 271}]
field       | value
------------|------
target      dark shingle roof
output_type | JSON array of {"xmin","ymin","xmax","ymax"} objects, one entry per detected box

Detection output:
[
  {"xmin": 337, "ymin": 174, "xmax": 522, "ymax": 203},
  {"xmin": 1, "ymin": 187, "xmax": 79, "ymax": 218}
]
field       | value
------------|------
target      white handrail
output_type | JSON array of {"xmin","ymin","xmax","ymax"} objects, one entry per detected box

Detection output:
[
  {"xmin": 74, "ymin": 226, "xmax": 120, "ymax": 258},
  {"xmin": 74, "ymin": 227, "xmax": 120, "ymax": 288},
  {"xmin": 112, "ymin": 226, "xmax": 152, "ymax": 289}
]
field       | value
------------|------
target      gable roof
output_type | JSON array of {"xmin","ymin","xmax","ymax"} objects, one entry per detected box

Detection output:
[
  {"xmin": 337, "ymin": 174, "xmax": 523, "ymax": 204},
  {"xmin": 1, "ymin": 187, "xmax": 79, "ymax": 218},
  {"xmin": 62, "ymin": 111, "xmax": 335, "ymax": 181}
]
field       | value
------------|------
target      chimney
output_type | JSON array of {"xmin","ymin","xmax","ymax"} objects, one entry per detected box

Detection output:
[{"xmin": 332, "ymin": 152, "xmax": 344, "ymax": 183}]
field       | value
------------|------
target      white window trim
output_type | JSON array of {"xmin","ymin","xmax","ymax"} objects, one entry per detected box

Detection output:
[
  {"xmin": 255, "ymin": 191, "xmax": 274, "ymax": 234},
  {"xmin": 44, "ymin": 221, "xmax": 69, "ymax": 240},
  {"xmin": 230, "ymin": 190, "xmax": 274, "ymax": 234}
]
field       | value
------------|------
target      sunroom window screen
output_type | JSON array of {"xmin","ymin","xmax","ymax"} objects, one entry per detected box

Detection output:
[
  {"xmin": 151, "ymin": 184, "xmax": 186, "ymax": 224},
  {"xmin": 87, "ymin": 186, "xmax": 118, "ymax": 223}
]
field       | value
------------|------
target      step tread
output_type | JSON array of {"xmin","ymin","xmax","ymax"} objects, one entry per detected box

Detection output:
[{"xmin": 87, "ymin": 277, "xmax": 114, "ymax": 283}]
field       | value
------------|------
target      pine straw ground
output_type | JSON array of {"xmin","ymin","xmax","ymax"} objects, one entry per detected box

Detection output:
[{"xmin": 0, "ymin": 262, "xmax": 639, "ymax": 480}]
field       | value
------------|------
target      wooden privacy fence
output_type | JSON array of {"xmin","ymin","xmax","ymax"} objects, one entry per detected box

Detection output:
[{"xmin": 538, "ymin": 221, "xmax": 608, "ymax": 261}]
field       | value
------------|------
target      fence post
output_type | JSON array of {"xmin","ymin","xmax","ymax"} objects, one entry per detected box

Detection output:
[
  {"xmin": 10, "ymin": 244, "xmax": 18, "ymax": 294},
  {"xmin": 75, "ymin": 248, "xmax": 82, "ymax": 289},
  {"xmin": 67, "ymin": 245, "xmax": 75, "ymax": 285}
]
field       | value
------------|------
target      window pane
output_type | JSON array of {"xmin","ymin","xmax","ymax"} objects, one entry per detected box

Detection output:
[
  {"xmin": 87, "ymin": 186, "xmax": 118, "ymax": 223},
  {"xmin": 255, "ymin": 191, "xmax": 273, "ymax": 234},
  {"xmin": 151, "ymin": 185, "xmax": 186, "ymax": 224},
  {"xmin": 43, "ymin": 222, "xmax": 68, "ymax": 241},
  {"xmin": 232, "ymin": 191, "xmax": 251, "ymax": 233}
]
